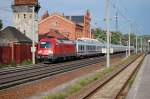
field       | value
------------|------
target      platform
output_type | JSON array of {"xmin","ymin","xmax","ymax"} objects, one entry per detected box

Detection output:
[{"xmin": 126, "ymin": 54, "xmax": 150, "ymax": 99}]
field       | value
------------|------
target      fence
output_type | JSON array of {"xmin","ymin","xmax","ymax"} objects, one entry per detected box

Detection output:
[{"xmin": 0, "ymin": 43, "xmax": 32, "ymax": 64}]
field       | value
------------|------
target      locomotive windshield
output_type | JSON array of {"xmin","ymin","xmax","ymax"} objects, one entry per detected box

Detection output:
[{"xmin": 40, "ymin": 42, "xmax": 51, "ymax": 48}]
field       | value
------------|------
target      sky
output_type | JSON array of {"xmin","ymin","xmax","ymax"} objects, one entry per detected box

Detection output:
[{"xmin": 0, "ymin": 0, "xmax": 150, "ymax": 35}]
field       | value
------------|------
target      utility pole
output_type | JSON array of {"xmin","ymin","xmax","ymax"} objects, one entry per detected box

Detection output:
[
  {"xmin": 115, "ymin": 12, "xmax": 118, "ymax": 32},
  {"xmin": 136, "ymin": 34, "xmax": 138, "ymax": 54},
  {"xmin": 128, "ymin": 22, "xmax": 131, "ymax": 56},
  {"xmin": 105, "ymin": 0, "xmax": 110, "ymax": 68},
  {"xmin": 140, "ymin": 36, "xmax": 143, "ymax": 53},
  {"xmin": 148, "ymin": 40, "xmax": 150, "ymax": 52},
  {"xmin": 31, "ymin": 6, "xmax": 36, "ymax": 64},
  {"xmin": 114, "ymin": 12, "xmax": 122, "ymax": 45}
]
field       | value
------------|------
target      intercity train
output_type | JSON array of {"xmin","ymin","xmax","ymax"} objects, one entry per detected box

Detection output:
[{"xmin": 37, "ymin": 37, "xmax": 134, "ymax": 62}]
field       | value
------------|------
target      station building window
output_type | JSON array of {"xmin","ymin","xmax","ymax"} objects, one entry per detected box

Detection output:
[{"xmin": 24, "ymin": 14, "xmax": 26, "ymax": 19}]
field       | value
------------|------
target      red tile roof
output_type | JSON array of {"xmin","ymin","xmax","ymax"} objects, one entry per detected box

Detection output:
[
  {"xmin": 14, "ymin": 0, "xmax": 38, "ymax": 5},
  {"xmin": 39, "ymin": 29, "xmax": 69, "ymax": 40}
]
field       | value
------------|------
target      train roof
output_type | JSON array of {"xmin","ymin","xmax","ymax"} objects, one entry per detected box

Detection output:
[
  {"xmin": 40, "ymin": 37, "xmax": 75, "ymax": 44},
  {"xmin": 76, "ymin": 38, "xmax": 103, "ymax": 44}
]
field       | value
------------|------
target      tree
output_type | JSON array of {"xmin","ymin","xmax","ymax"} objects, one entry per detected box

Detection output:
[
  {"xmin": 94, "ymin": 28, "xmax": 106, "ymax": 42},
  {"xmin": 121, "ymin": 33, "xmax": 136, "ymax": 46},
  {"xmin": 111, "ymin": 31, "xmax": 122, "ymax": 44},
  {"xmin": 94, "ymin": 28, "xmax": 123, "ymax": 44},
  {"xmin": 0, "ymin": 19, "xmax": 3, "ymax": 30}
]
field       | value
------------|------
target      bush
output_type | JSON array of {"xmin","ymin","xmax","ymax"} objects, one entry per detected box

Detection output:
[
  {"xmin": 21, "ymin": 59, "xmax": 32, "ymax": 65},
  {"xmin": 43, "ymin": 93, "xmax": 66, "ymax": 99}
]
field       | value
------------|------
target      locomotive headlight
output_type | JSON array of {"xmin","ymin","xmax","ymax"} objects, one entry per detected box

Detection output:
[
  {"xmin": 38, "ymin": 50, "xmax": 42, "ymax": 54},
  {"xmin": 48, "ymin": 50, "xmax": 53, "ymax": 54}
]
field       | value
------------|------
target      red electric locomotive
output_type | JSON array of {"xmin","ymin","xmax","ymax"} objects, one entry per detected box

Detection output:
[{"xmin": 37, "ymin": 37, "xmax": 76, "ymax": 62}]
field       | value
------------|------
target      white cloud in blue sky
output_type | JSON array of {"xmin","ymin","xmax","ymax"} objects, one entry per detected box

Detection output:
[{"xmin": 0, "ymin": 0, "xmax": 150, "ymax": 35}]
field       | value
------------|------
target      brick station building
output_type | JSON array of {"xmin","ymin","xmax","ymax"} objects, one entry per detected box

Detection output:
[{"xmin": 39, "ymin": 10, "xmax": 92, "ymax": 40}]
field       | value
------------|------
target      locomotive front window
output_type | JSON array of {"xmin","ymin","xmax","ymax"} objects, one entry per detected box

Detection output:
[{"xmin": 40, "ymin": 42, "xmax": 51, "ymax": 48}]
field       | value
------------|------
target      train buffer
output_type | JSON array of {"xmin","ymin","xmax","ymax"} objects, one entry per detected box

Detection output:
[{"xmin": 127, "ymin": 54, "xmax": 150, "ymax": 99}]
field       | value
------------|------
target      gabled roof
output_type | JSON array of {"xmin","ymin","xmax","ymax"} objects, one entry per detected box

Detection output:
[
  {"xmin": 14, "ymin": 0, "xmax": 38, "ymax": 5},
  {"xmin": 39, "ymin": 13, "xmax": 75, "ymax": 25},
  {"xmin": 39, "ymin": 29, "xmax": 69, "ymax": 40},
  {"xmin": 65, "ymin": 16, "xmax": 84, "ymax": 24},
  {"xmin": 0, "ymin": 26, "xmax": 32, "ymax": 44}
]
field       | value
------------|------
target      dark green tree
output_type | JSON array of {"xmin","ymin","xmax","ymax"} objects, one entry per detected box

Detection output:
[
  {"xmin": 121, "ymin": 33, "xmax": 136, "ymax": 46},
  {"xmin": 0, "ymin": 19, "xmax": 3, "ymax": 30},
  {"xmin": 94, "ymin": 28, "xmax": 106, "ymax": 42},
  {"xmin": 111, "ymin": 31, "xmax": 122, "ymax": 44}
]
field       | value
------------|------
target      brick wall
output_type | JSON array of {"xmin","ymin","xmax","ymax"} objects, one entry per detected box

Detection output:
[
  {"xmin": 39, "ymin": 11, "xmax": 91, "ymax": 40},
  {"xmin": 39, "ymin": 15, "xmax": 76, "ymax": 40}
]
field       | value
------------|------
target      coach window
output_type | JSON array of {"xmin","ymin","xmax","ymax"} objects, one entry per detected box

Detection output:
[
  {"xmin": 81, "ymin": 45, "xmax": 83, "ymax": 51},
  {"xmin": 86, "ymin": 46, "xmax": 88, "ymax": 51},
  {"xmin": 93, "ymin": 46, "xmax": 95, "ymax": 50},
  {"xmin": 82, "ymin": 45, "xmax": 84, "ymax": 51},
  {"xmin": 79, "ymin": 45, "xmax": 81, "ymax": 51},
  {"xmin": 87, "ymin": 46, "xmax": 89, "ymax": 51},
  {"xmin": 90, "ymin": 46, "xmax": 92, "ymax": 51},
  {"xmin": 80, "ymin": 45, "xmax": 82, "ymax": 51},
  {"xmin": 78, "ymin": 45, "xmax": 81, "ymax": 51}
]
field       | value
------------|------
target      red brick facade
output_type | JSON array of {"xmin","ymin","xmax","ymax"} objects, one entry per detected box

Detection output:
[{"xmin": 39, "ymin": 11, "xmax": 91, "ymax": 40}]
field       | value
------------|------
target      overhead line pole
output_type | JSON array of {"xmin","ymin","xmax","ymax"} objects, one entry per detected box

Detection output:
[
  {"xmin": 136, "ymin": 34, "xmax": 138, "ymax": 54},
  {"xmin": 141, "ymin": 36, "xmax": 143, "ymax": 53},
  {"xmin": 32, "ymin": 6, "xmax": 36, "ymax": 64},
  {"xmin": 128, "ymin": 22, "xmax": 131, "ymax": 56},
  {"xmin": 105, "ymin": 0, "xmax": 110, "ymax": 68},
  {"xmin": 115, "ymin": 12, "xmax": 118, "ymax": 32}
]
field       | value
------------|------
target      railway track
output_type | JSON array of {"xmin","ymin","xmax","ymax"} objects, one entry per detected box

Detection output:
[
  {"xmin": 0, "ymin": 54, "xmax": 124, "ymax": 90},
  {"xmin": 67, "ymin": 54, "xmax": 145, "ymax": 99}
]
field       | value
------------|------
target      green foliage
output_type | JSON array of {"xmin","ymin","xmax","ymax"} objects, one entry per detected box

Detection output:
[
  {"xmin": 94, "ymin": 28, "xmax": 106, "ymax": 41},
  {"xmin": 43, "ymin": 93, "xmax": 66, "ymax": 99},
  {"xmin": 111, "ymin": 31, "xmax": 122, "ymax": 44},
  {"xmin": 21, "ymin": 59, "xmax": 32, "ymax": 65},
  {"xmin": 122, "ymin": 33, "xmax": 136, "ymax": 46},
  {"xmin": 94, "ymin": 28, "xmax": 144, "ymax": 46},
  {"xmin": 0, "ymin": 64, "xmax": 8, "ymax": 68},
  {"xmin": 0, "ymin": 19, "xmax": 3, "ymax": 30}
]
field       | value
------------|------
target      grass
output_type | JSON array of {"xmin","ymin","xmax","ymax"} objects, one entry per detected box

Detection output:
[
  {"xmin": 0, "ymin": 59, "xmax": 32, "ymax": 68},
  {"xmin": 21, "ymin": 59, "xmax": 32, "ymax": 65},
  {"xmin": 43, "ymin": 53, "xmax": 141, "ymax": 99}
]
